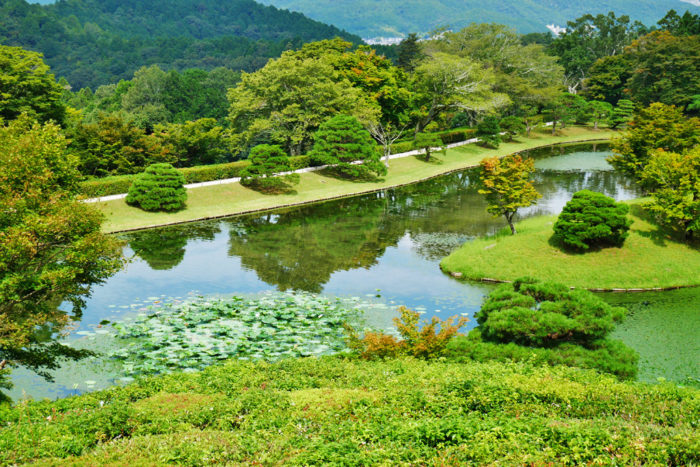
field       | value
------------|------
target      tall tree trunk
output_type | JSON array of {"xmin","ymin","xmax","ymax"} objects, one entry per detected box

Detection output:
[{"xmin": 506, "ymin": 213, "xmax": 517, "ymax": 235}]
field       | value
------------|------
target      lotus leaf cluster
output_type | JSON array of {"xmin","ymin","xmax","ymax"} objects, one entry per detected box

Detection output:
[{"xmin": 109, "ymin": 292, "xmax": 364, "ymax": 376}]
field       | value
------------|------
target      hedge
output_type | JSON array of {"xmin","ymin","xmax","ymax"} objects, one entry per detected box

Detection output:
[
  {"xmin": 78, "ymin": 128, "xmax": 475, "ymax": 198},
  {"xmin": 79, "ymin": 156, "xmax": 313, "ymax": 197}
]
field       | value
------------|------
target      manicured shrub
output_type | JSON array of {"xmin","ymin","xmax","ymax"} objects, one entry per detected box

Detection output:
[
  {"xmin": 309, "ymin": 115, "xmax": 386, "ymax": 179},
  {"xmin": 499, "ymin": 116, "xmax": 525, "ymax": 142},
  {"xmin": 552, "ymin": 190, "xmax": 632, "ymax": 251},
  {"xmin": 345, "ymin": 306, "xmax": 468, "ymax": 360},
  {"xmin": 454, "ymin": 278, "xmax": 637, "ymax": 378},
  {"xmin": 413, "ymin": 132, "xmax": 444, "ymax": 161},
  {"xmin": 126, "ymin": 163, "xmax": 187, "ymax": 212},
  {"xmin": 476, "ymin": 278, "xmax": 627, "ymax": 347},
  {"xmin": 476, "ymin": 116, "xmax": 502, "ymax": 148},
  {"xmin": 240, "ymin": 144, "xmax": 299, "ymax": 194}
]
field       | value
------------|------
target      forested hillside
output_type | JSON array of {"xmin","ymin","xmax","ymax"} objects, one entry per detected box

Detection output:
[
  {"xmin": 257, "ymin": 0, "xmax": 696, "ymax": 37},
  {"xmin": 0, "ymin": 0, "xmax": 360, "ymax": 88}
]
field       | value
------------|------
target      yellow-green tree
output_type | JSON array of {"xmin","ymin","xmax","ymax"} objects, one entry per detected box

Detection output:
[
  {"xmin": 0, "ymin": 45, "xmax": 65, "ymax": 124},
  {"xmin": 478, "ymin": 155, "xmax": 541, "ymax": 234},
  {"xmin": 0, "ymin": 117, "xmax": 123, "ymax": 398}
]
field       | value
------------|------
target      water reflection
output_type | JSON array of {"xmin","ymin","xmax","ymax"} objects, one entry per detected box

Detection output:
[{"xmin": 15, "ymin": 142, "xmax": 678, "ymax": 400}]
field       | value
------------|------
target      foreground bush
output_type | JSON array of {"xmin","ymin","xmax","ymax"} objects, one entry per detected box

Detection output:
[
  {"xmin": 126, "ymin": 163, "xmax": 187, "ymax": 212},
  {"xmin": 0, "ymin": 358, "xmax": 696, "ymax": 465},
  {"xmin": 451, "ymin": 278, "xmax": 638, "ymax": 378},
  {"xmin": 345, "ymin": 306, "xmax": 467, "ymax": 359},
  {"xmin": 552, "ymin": 190, "xmax": 632, "ymax": 251}
]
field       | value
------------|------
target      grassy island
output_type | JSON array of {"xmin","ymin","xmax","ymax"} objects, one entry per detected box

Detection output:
[
  {"xmin": 440, "ymin": 207, "xmax": 700, "ymax": 291},
  {"xmin": 1, "ymin": 358, "xmax": 698, "ymax": 465},
  {"xmin": 96, "ymin": 127, "xmax": 615, "ymax": 233}
]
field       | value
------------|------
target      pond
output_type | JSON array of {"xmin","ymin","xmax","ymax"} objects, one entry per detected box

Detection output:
[{"xmin": 9, "ymin": 142, "xmax": 699, "ymax": 400}]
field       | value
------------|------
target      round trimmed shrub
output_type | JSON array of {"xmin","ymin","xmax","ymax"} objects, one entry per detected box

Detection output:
[
  {"xmin": 552, "ymin": 190, "xmax": 631, "ymax": 251},
  {"xmin": 475, "ymin": 278, "xmax": 628, "ymax": 347},
  {"xmin": 126, "ymin": 163, "xmax": 187, "ymax": 212}
]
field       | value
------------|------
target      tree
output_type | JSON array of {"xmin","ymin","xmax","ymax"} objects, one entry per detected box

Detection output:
[
  {"xmin": 582, "ymin": 55, "xmax": 632, "ymax": 105},
  {"xmin": 228, "ymin": 44, "xmax": 378, "ymax": 156},
  {"xmin": 520, "ymin": 105, "xmax": 542, "ymax": 137},
  {"xmin": 608, "ymin": 99, "xmax": 635, "ymax": 129},
  {"xmin": 552, "ymin": 190, "xmax": 632, "ymax": 251},
  {"xmin": 623, "ymin": 31, "xmax": 700, "ymax": 109},
  {"xmin": 0, "ymin": 45, "xmax": 65, "ymax": 124},
  {"xmin": 425, "ymin": 24, "xmax": 564, "ymax": 112},
  {"xmin": 309, "ymin": 115, "xmax": 385, "ymax": 179},
  {"xmin": 240, "ymin": 144, "xmax": 299, "ymax": 193},
  {"xmin": 475, "ymin": 279, "xmax": 627, "ymax": 347},
  {"xmin": 641, "ymin": 147, "xmax": 700, "ymax": 240},
  {"xmin": 413, "ymin": 131, "xmax": 443, "ymax": 162},
  {"xmin": 396, "ymin": 33, "xmax": 423, "ymax": 72},
  {"xmin": 543, "ymin": 94, "xmax": 573, "ymax": 135},
  {"xmin": 548, "ymin": 12, "xmax": 646, "ymax": 92},
  {"xmin": 499, "ymin": 116, "xmax": 526, "ymax": 142},
  {"xmin": 590, "ymin": 101, "xmax": 613, "ymax": 130},
  {"xmin": 478, "ymin": 154, "xmax": 541, "ymax": 234},
  {"xmin": 476, "ymin": 117, "xmax": 502, "ymax": 148},
  {"xmin": 154, "ymin": 118, "xmax": 231, "ymax": 167},
  {"xmin": 657, "ymin": 9, "xmax": 700, "ymax": 36},
  {"xmin": 0, "ymin": 116, "xmax": 123, "ymax": 397},
  {"xmin": 412, "ymin": 53, "xmax": 507, "ymax": 134},
  {"xmin": 609, "ymin": 103, "xmax": 700, "ymax": 180},
  {"xmin": 120, "ymin": 65, "xmax": 170, "ymax": 130},
  {"xmin": 67, "ymin": 112, "xmax": 175, "ymax": 176},
  {"xmin": 126, "ymin": 163, "xmax": 187, "ymax": 212}
]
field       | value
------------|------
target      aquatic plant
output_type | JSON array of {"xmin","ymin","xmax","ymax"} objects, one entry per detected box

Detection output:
[{"xmin": 109, "ymin": 292, "xmax": 365, "ymax": 376}]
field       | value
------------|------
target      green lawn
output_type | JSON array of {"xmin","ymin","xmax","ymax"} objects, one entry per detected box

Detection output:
[
  {"xmin": 97, "ymin": 127, "xmax": 615, "ymax": 232},
  {"xmin": 440, "ymin": 208, "xmax": 700, "ymax": 290},
  {"xmin": 1, "ymin": 357, "xmax": 697, "ymax": 465}
]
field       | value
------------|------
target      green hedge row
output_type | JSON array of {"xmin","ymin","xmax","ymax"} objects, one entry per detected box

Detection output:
[
  {"xmin": 78, "ymin": 128, "xmax": 476, "ymax": 198},
  {"xmin": 79, "ymin": 156, "xmax": 312, "ymax": 197}
]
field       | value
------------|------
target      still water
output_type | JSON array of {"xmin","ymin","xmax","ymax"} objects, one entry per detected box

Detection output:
[{"xmin": 10, "ymin": 143, "xmax": 699, "ymax": 400}]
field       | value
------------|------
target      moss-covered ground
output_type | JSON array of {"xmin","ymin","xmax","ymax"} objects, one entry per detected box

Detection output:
[
  {"xmin": 1, "ymin": 357, "xmax": 697, "ymax": 465},
  {"xmin": 97, "ymin": 127, "xmax": 614, "ymax": 233}
]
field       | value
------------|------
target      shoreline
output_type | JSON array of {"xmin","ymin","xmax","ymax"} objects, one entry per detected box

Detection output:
[{"xmin": 101, "ymin": 133, "xmax": 613, "ymax": 234}]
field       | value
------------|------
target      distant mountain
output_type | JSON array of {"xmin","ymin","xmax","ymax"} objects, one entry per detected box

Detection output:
[
  {"xmin": 256, "ymin": 0, "xmax": 699, "ymax": 37},
  {"xmin": 1, "ymin": 0, "xmax": 360, "ymax": 88}
]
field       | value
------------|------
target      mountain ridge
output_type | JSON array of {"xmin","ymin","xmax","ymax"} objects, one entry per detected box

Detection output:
[{"xmin": 256, "ymin": 0, "xmax": 699, "ymax": 37}]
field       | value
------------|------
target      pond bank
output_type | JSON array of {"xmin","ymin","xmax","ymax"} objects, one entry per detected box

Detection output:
[
  {"xmin": 440, "ymin": 212, "xmax": 700, "ymax": 291},
  {"xmin": 96, "ymin": 128, "xmax": 615, "ymax": 233}
]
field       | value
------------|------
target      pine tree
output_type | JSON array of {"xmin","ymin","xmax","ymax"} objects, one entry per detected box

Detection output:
[
  {"xmin": 397, "ymin": 33, "xmax": 423, "ymax": 72},
  {"xmin": 309, "ymin": 115, "xmax": 386, "ymax": 179}
]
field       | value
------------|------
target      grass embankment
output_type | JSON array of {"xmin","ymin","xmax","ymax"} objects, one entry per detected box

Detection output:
[
  {"xmin": 1, "ymin": 358, "xmax": 698, "ymax": 465},
  {"xmin": 97, "ymin": 127, "xmax": 614, "ymax": 233},
  {"xmin": 441, "ymin": 206, "xmax": 700, "ymax": 290}
]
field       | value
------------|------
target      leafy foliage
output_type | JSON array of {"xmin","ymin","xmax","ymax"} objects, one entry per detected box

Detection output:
[
  {"xmin": 498, "ymin": 116, "xmax": 525, "ymax": 142},
  {"xmin": 608, "ymin": 99, "xmax": 635, "ymax": 129},
  {"xmin": 0, "ymin": 0, "xmax": 360, "ymax": 89},
  {"xmin": 0, "ymin": 357, "xmax": 696, "ymax": 465},
  {"xmin": 126, "ymin": 163, "xmax": 187, "ymax": 212},
  {"xmin": 412, "ymin": 131, "xmax": 443, "ymax": 161},
  {"xmin": 641, "ymin": 147, "xmax": 700, "ymax": 239},
  {"xmin": 309, "ymin": 114, "xmax": 386, "ymax": 179},
  {"xmin": 345, "ymin": 306, "xmax": 468, "ymax": 360},
  {"xmin": 0, "ymin": 45, "xmax": 65, "ymax": 123},
  {"xmin": 478, "ymin": 154, "xmax": 541, "ymax": 234},
  {"xmin": 552, "ymin": 190, "xmax": 632, "ymax": 251},
  {"xmin": 447, "ymin": 331, "xmax": 639, "ymax": 379},
  {"xmin": 0, "ymin": 116, "xmax": 123, "ymax": 391},
  {"xmin": 109, "ymin": 292, "xmax": 364, "ymax": 376},
  {"xmin": 609, "ymin": 103, "xmax": 700, "ymax": 180},
  {"xmin": 623, "ymin": 30, "xmax": 700, "ymax": 108},
  {"xmin": 475, "ymin": 279, "xmax": 628, "ymax": 348},
  {"xmin": 475, "ymin": 116, "xmax": 501, "ymax": 148},
  {"xmin": 240, "ymin": 144, "xmax": 299, "ymax": 193}
]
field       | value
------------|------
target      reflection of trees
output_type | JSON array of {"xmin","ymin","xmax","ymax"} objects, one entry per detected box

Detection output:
[
  {"xmin": 227, "ymin": 196, "xmax": 406, "ymax": 292},
  {"xmin": 124, "ymin": 223, "xmax": 221, "ymax": 270}
]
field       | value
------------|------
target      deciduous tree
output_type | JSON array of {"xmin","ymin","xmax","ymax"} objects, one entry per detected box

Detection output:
[
  {"xmin": 0, "ymin": 117, "xmax": 123, "ymax": 396},
  {"xmin": 478, "ymin": 154, "xmax": 541, "ymax": 234}
]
